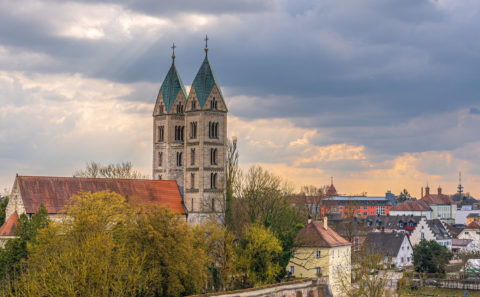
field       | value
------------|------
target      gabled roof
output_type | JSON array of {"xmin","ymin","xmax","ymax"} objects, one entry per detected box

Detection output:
[
  {"xmin": 390, "ymin": 200, "xmax": 432, "ymax": 212},
  {"xmin": 295, "ymin": 221, "xmax": 351, "ymax": 248},
  {"xmin": 15, "ymin": 176, "xmax": 185, "ymax": 215},
  {"xmin": 427, "ymin": 219, "xmax": 451, "ymax": 240},
  {"xmin": 363, "ymin": 232, "xmax": 408, "ymax": 257},
  {"xmin": 191, "ymin": 56, "xmax": 223, "ymax": 108},
  {"xmin": 466, "ymin": 221, "xmax": 480, "ymax": 230},
  {"xmin": 422, "ymin": 194, "xmax": 455, "ymax": 205},
  {"xmin": 158, "ymin": 63, "xmax": 187, "ymax": 113},
  {"xmin": 444, "ymin": 222, "xmax": 463, "ymax": 238},
  {"xmin": 0, "ymin": 212, "xmax": 18, "ymax": 236}
]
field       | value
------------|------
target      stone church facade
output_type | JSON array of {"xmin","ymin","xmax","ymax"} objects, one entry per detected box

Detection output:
[{"xmin": 152, "ymin": 43, "xmax": 227, "ymax": 225}]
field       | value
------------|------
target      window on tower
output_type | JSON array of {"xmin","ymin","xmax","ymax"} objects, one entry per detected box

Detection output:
[
  {"xmin": 208, "ymin": 122, "xmax": 219, "ymax": 139},
  {"xmin": 159, "ymin": 104, "xmax": 164, "ymax": 114},
  {"xmin": 190, "ymin": 122, "xmax": 197, "ymax": 139},
  {"xmin": 191, "ymin": 148, "xmax": 195, "ymax": 165},
  {"xmin": 210, "ymin": 148, "xmax": 217, "ymax": 165},
  {"xmin": 158, "ymin": 152, "xmax": 162, "ymax": 167},
  {"xmin": 211, "ymin": 97, "xmax": 218, "ymax": 110},
  {"xmin": 192, "ymin": 100, "xmax": 196, "ymax": 110},
  {"xmin": 176, "ymin": 152, "xmax": 182, "ymax": 166},
  {"xmin": 158, "ymin": 126, "xmax": 164, "ymax": 142},
  {"xmin": 176, "ymin": 103, "xmax": 184, "ymax": 113},
  {"xmin": 191, "ymin": 173, "xmax": 195, "ymax": 189},
  {"xmin": 175, "ymin": 126, "xmax": 185, "ymax": 142},
  {"xmin": 210, "ymin": 173, "xmax": 217, "ymax": 189}
]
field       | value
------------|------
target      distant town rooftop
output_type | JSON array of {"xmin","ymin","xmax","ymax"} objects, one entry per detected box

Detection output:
[{"xmin": 324, "ymin": 196, "xmax": 389, "ymax": 201}]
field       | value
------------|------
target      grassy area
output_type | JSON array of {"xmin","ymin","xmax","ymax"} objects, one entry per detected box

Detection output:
[{"xmin": 401, "ymin": 287, "xmax": 480, "ymax": 296}]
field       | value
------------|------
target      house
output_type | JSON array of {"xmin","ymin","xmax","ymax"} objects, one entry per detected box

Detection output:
[
  {"xmin": 321, "ymin": 191, "xmax": 396, "ymax": 218},
  {"xmin": 452, "ymin": 239, "xmax": 473, "ymax": 257},
  {"xmin": 288, "ymin": 218, "xmax": 351, "ymax": 297},
  {"xmin": 467, "ymin": 213, "xmax": 480, "ymax": 225},
  {"xmin": 455, "ymin": 209, "xmax": 480, "ymax": 225},
  {"xmin": 444, "ymin": 222, "xmax": 463, "ymax": 238},
  {"xmin": 0, "ymin": 175, "xmax": 186, "ymax": 243},
  {"xmin": 410, "ymin": 218, "xmax": 452, "ymax": 249},
  {"xmin": 389, "ymin": 200, "xmax": 432, "ymax": 219},
  {"xmin": 458, "ymin": 221, "xmax": 480, "ymax": 245},
  {"xmin": 363, "ymin": 232, "xmax": 413, "ymax": 268},
  {"xmin": 365, "ymin": 215, "xmax": 423, "ymax": 235},
  {"xmin": 421, "ymin": 186, "xmax": 456, "ymax": 223}
]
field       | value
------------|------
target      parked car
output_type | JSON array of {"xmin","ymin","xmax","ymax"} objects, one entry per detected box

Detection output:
[{"xmin": 465, "ymin": 277, "xmax": 480, "ymax": 283}]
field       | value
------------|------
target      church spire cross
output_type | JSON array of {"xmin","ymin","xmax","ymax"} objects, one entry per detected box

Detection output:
[
  {"xmin": 171, "ymin": 42, "xmax": 176, "ymax": 63},
  {"xmin": 204, "ymin": 34, "xmax": 209, "ymax": 55}
]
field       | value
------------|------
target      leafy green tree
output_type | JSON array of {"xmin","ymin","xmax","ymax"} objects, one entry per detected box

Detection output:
[
  {"xmin": 0, "ymin": 204, "xmax": 49, "ymax": 279},
  {"xmin": 0, "ymin": 197, "xmax": 9, "ymax": 226},
  {"xmin": 235, "ymin": 224, "xmax": 282, "ymax": 288},
  {"xmin": 413, "ymin": 240, "xmax": 452, "ymax": 274},
  {"xmin": 397, "ymin": 189, "xmax": 411, "ymax": 203}
]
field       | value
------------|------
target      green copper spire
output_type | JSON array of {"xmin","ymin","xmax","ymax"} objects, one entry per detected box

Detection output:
[
  {"xmin": 158, "ymin": 43, "xmax": 186, "ymax": 113},
  {"xmin": 191, "ymin": 36, "xmax": 223, "ymax": 108}
]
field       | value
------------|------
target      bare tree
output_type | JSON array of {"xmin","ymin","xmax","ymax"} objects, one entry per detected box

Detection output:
[
  {"xmin": 74, "ymin": 161, "xmax": 148, "ymax": 179},
  {"xmin": 225, "ymin": 137, "xmax": 239, "ymax": 227}
]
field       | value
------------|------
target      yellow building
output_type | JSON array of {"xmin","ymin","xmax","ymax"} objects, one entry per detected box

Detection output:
[
  {"xmin": 288, "ymin": 218, "xmax": 351, "ymax": 297},
  {"xmin": 467, "ymin": 213, "xmax": 480, "ymax": 225}
]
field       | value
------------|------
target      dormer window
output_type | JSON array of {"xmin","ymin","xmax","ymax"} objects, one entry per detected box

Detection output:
[
  {"xmin": 192, "ymin": 100, "xmax": 196, "ymax": 110},
  {"xmin": 159, "ymin": 105, "xmax": 164, "ymax": 114},
  {"xmin": 176, "ymin": 103, "xmax": 184, "ymax": 113}
]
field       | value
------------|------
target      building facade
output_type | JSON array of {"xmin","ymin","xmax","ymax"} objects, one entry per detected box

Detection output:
[
  {"xmin": 152, "ymin": 45, "xmax": 227, "ymax": 225},
  {"xmin": 389, "ymin": 200, "xmax": 433, "ymax": 219},
  {"xmin": 410, "ymin": 218, "xmax": 452, "ymax": 249},
  {"xmin": 421, "ymin": 186, "xmax": 456, "ymax": 224}
]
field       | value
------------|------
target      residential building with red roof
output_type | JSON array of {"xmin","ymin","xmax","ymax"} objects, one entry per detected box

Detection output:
[
  {"xmin": 389, "ymin": 200, "xmax": 433, "ymax": 219},
  {"xmin": 458, "ymin": 221, "xmax": 480, "ymax": 245},
  {"xmin": 288, "ymin": 217, "xmax": 351, "ymax": 296},
  {"xmin": 421, "ymin": 186, "xmax": 456, "ymax": 223},
  {"xmin": 0, "ymin": 211, "xmax": 18, "ymax": 247}
]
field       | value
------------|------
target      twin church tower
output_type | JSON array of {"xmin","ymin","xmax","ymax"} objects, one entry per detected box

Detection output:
[{"xmin": 152, "ymin": 38, "xmax": 227, "ymax": 224}]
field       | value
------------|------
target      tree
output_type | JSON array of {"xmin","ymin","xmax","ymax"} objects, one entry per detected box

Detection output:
[
  {"xmin": 0, "ymin": 204, "xmax": 49, "ymax": 280},
  {"xmin": 74, "ymin": 161, "xmax": 147, "ymax": 179},
  {"xmin": 397, "ymin": 189, "xmax": 411, "ymax": 203},
  {"xmin": 413, "ymin": 240, "xmax": 452, "ymax": 274},
  {"xmin": 225, "ymin": 137, "xmax": 239, "ymax": 228},
  {"xmin": 235, "ymin": 224, "xmax": 282, "ymax": 288},
  {"xmin": 0, "ymin": 197, "xmax": 9, "ymax": 226}
]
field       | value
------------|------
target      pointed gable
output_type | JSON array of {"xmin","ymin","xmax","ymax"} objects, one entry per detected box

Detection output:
[
  {"xmin": 156, "ymin": 63, "xmax": 187, "ymax": 113},
  {"xmin": 0, "ymin": 212, "xmax": 19, "ymax": 236},
  {"xmin": 191, "ymin": 56, "xmax": 224, "ymax": 108},
  {"xmin": 295, "ymin": 221, "xmax": 351, "ymax": 248}
]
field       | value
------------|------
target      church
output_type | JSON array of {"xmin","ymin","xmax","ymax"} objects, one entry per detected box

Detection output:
[{"xmin": 0, "ymin": 38, "xmax": 227, "ymax": 242}]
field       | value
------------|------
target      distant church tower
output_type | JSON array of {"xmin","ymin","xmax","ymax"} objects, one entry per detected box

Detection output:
[
  {"xmin": 152, "ymin": 43, "xmax": 187, "ymax": 187},
  {"xmin": 153, "ymin": 38, "xmax": 227, "ymax": 224}
]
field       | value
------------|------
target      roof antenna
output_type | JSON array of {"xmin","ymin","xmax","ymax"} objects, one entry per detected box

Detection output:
[
  {"xmin": 331, "ymin": 176, "xmax": 333, "ymax": 185},
  {"xmin": 171, "ymin": 42, "xmax": 176, "ymax": 64},
  {"xmin": 204, "ymin": 34, "xmax": 209, "ymax": 56}
]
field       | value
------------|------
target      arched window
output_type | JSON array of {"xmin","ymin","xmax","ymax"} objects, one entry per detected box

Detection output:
[
  {"xmin": 191, "ymin": 173, "xmax": 195, "ymax": 189},
  {"xmin": 159, "ymin": 104, "xmax": 164, "ymax": 114},
  {"xmin": 208, "ymin": 122, "xmax": 212, "ymax": 138},
  {"xmin": 210, "ymin": 148, "xmax": 217, "ymax": 165},
  {"xmin": 192, "ymin": 100, "xmax": 196, "ymax": 110},
  {"xmin": 176, "ymin": 103, "xmax": 184, "ymax": 113},
  {"xmin": 176, "ymin": 152, "xmax": 182, "ymax": 166},
  {"xmin": 212, "ymin": 198, "xmax": 215, "ymax": 211},
  {"xmin": 214, "ymin": 123, "xmax": 219, "ymax": 138},
  {"xmin": 191, "ymin": 148, "xmax": 195, "ymax": 165},
  {"xmin": 158, "ymin": 152, "xmax": 162, "ymax": 167},
  {"xmin": 180, "ymin": 126, "xmax": 184, "ymax": 141},
  {"xmin": 190, "ymin": 122, "xmax": 197, "ymax": 139},
  {"xmin": 158, "ymin": 126, "xmax": 164, "ymax": 142},
  {"xmin": 210, "ymin": 173, "xmax": 217, "ymax": 189},
  {"xmin": 211, "ymin": 97, "xmax": 218, "ymax": 110},
  {"xmin": 175, "ymin": 126, "xmax": 178, "ymax": 141}
]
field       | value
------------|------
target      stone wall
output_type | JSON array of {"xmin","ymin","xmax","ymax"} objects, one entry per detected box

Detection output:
[{"xmin": 186, "ymin": 278, "xmax": 332, "ymax": 297}]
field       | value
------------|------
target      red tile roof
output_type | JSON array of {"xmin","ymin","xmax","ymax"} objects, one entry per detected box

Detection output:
[
  {"xmin": 16, "ymin": 176, "xmax": 185, "ymax": 215},
  {"xmin": 0, "ymin": 212, "xmax": 19, "ymax": 236},
  {"xmin": 295, "ymin": 221, "xmax": 351, "ymax": 248},
  {"xmin": 421, "ymin": 194, "xmax": 455, "ymax": 205},
  {"xmin": 326, "ymin": 184, "xmax": 338, "ymax": 196},
  {"xmin": 390, "ymin": 200, "xmax": 432, "ymax": 212},
  {"xmin": 466, "ymin": 221, "xmax": 480, "ymax": 230}
]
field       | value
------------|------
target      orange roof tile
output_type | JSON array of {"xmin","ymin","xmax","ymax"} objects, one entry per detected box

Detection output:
[
  {"xmin": 421, "ymin": 194, "xmax": 455, "ymax": 205},
  {"xmin": 466, "ymin": 221, "xmax": 480, "ymax": 230},
  {"xmin": 390, "ymin": 200, "xmax": 432, "ymax": 212},
  {"xmin": 16, "ymin": 176, "xmax": 185, "ymax": 215},
  {"xmin": 295, "ymin": 221, "xmax": 351, "ymax": 248},
  {"xmin": 0, "ymin": 212, "xmax": 19, "ymax": 236}
]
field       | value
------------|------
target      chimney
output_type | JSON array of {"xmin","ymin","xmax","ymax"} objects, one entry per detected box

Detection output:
[
  {"xmin": 425, "ymin": 186, "xmax": 430, "ymax": 196},
  {"xmin": 324, "ymin": 216, "xmax": 328, "ymax": 230},
  {"xmin": 438, "ymin": 186, "xmax": 442, "ymax": 195}
]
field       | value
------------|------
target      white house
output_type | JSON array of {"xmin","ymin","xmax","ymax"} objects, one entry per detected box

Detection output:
[
  {"xmin": 458, "ymin": 221, "xmax": 480, "ymax": 245},
  {"xmin": 410, "ymin": 218, "xmax": 452, "ymax": 249},
  {"xmin": 363, "ymin": 232, "xmax": 413, "ymax": 267},
  {"xmin": 389, "ymin": 200, "xmax": 433, "ymax": 219},
  {"xmin": 421, "ymin": 186, "xmax": 456, "ymax": 224}
]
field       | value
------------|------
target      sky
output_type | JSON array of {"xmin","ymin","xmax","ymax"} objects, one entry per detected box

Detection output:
[{"xmin": 1, "ymin": 0, "xmax": 480, "ymax": 197}]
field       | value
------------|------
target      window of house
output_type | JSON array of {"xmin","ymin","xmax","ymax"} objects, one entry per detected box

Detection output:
[
  {"xmin": 421, "ymin": 232, "xmax": 425, "ymax": 239},
  {"xmin": 289, "ymin": 266, "xmax": 294, "ymax": 274},
  {"xmin": 158, "ymin": 126, "xmax": 164, "ymax": 142},
  {"xmin": 315, "ymin": 267, "xmax": 321, "ymax": 276},
  {"xmin": 191, "ymin": 149, "xmax": 195, "ymax": 165},
  {"xmin": 158, "ymin": 152, "xmax": 162, "ymax": 167},
  {"xmin": 316, "ymin": 250, "xmax": 321, "ymax": 258},
  {"xmin": 363, "ymin": 212, "xmax": 367, "ymax": 215},
  {"xmin": 465, "ymin": 231, "xmax": 470, "ymax": 235},
  {"xmin": 407, "ymin": 257, "xmax": 410, "ymax": 262},
  {"xmin": 176, "ymin": 152, "xmax": 182, "ymax": 166},
  {"xmin": 190, "ymin": 173, "xmax": 195, "ymax": 189}
]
